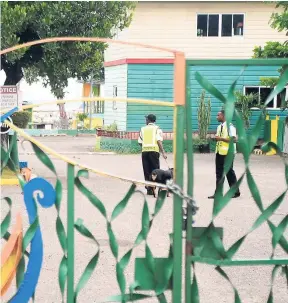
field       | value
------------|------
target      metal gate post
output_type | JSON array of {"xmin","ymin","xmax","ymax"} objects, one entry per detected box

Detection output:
[
  {"xmin": 184, "ymin": 64, "xmax": 194, "ymax": 302},
  {"xmin": 67, "ymin": 164, "xmax": 75, "ymax": 303},
  {"xmin": 172, "ymin": 52, "xmax": 186, "ymax": 303}
]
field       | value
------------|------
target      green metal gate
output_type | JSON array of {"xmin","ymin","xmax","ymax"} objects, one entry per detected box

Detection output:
[{"xmin": 1, "ymin": 38, "xmax": 288, "ymax": 302}]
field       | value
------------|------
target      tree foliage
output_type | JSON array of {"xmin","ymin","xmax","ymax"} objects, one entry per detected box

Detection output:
[
  {"xmin": 253, "ymin": 2, "xmax": 288, "ymax": 111},
  {"xmin": 76, "ymin": 113, "xmax": 88, "ymax": 122},
  {"xmin": 11, "ymin": 111, "xmax": 31, "ymax": 128},
  {"xmin": 253, "ymin": 1, "xmax": 288, "ymax": 58},
  {"xmin": 1, "ymin": 1, "xmax": 136, "ymax": 98}
]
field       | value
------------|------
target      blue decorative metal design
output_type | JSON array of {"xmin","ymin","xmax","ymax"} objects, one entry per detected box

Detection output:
[{"xmin": 11, "ymin": 178, "xmax": 56, "ymax": 303}]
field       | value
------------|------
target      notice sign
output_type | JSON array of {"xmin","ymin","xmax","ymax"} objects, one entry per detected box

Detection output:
[{"xmin": 0, "ymin": 85, "xmax": 18, "ymax": 110}]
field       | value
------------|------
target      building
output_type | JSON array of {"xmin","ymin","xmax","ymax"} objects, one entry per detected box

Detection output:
[
  {"xmin": 80, "ymin": 80, "xmax": 105, "ymax": 129},
  {"xmin": 103, "ymin": 1, "xmax": 287, "ymax": 132}
]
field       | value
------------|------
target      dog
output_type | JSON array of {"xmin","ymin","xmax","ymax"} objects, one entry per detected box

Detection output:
[{"xmin": 149, "ymin": 168, "xmax": 174, "ymax": 198}]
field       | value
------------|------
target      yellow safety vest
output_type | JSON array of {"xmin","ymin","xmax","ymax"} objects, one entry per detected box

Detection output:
[
  {"xmin": 141, "ymin": 124, "xmax": 160, "ymax": 152},
  {"xmin": 215, "ymin": 123, "xmax": 233, "ymax": 155}
]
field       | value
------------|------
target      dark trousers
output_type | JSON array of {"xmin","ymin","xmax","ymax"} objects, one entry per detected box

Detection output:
[
  {"xmin": 215, "ymin": 153, "xmax": 240, "ymax": 194},
  {"xmin": 142, "ymin": 152, "xmax": 160, "ymax": 189}
]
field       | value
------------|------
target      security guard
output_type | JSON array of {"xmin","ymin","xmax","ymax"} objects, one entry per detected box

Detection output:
[
  {"xmin": 208, "ymin": 110, "xmax": 241, "ymax": 199},
  {"xmin": 138, "ymin": 114, "xmax": 167, "ymax": 195}
]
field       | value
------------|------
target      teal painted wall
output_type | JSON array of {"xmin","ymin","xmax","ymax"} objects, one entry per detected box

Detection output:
[
  {"xmin": 127, "ymin": 64, "xmax": 174, "ymax": 131},
  {"xmin": 127, "ymin": 63, "xmax": 287, "ymax": 137},
  {"xmin": 189, "ymin": 65, "xmax": 287, "ymax": 135}
]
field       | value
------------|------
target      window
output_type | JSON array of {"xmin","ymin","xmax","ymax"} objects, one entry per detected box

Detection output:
[
  {"xmin": 244, "ymin": 86, "xmax": 287, "ymax": 109},
  {"xmin": 85, "ymin": 101, "xmax": 104, "ymax": 114},
  {"xmin": 197, "ymin": 14, "xmax": 219, "ymax": 37},
  {"xmin": 83, "ymin": 83, "xmax": 104, "ymax": 114},
  {"xmin": 94, "ymin": 101, "xmax": 104, "ymax": 114},
  {"xmin": 112, "ymin": 85, "xmax": 117, "ymax": 110},
  {"xmin": 197, "ymin": 13, "xmax": 244, "ymax": 37}
]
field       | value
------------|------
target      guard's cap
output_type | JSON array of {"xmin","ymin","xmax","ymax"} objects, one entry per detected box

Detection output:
[{"xmin": 145, "ymin": 114, "xmax": 156, "ymax": 122}]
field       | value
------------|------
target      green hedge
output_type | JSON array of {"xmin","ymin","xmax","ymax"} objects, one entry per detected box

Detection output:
[
  {"xmin": 11, "ymin": 111, "xmax": 31, "ymax": 128},
  {"xmin": 95, "ymin": 137, "xmax": 217, "ymax": 154}
]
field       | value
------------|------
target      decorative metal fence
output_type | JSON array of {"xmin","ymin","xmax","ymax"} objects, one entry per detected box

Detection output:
[{"xmin": 1, "ymin": 38, "xmax": 288, "ymax": 303}]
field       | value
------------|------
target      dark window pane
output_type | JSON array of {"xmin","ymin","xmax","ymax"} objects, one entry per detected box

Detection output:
[
  {"xmin": 197, "ymin": 15, "xmax": 207, "ymax": 36},
  {"xmin": 245, "ymin": 87, "xmax": 258, "ymax": 95},
  {"xmin": 233, "ymin": 14, "xmax": 244, "ymax": 36},
  {"xmin": 277, "ymin": 88, "xmax": 286, "ymax": 108},
  {"xmin": 222, "ymin": 14, "xmax": 232, "ymax": 36},
  {"xmin": 208, "ymin": 15, "xmax": 219, "ymax": 36},
  {"xmin": 260, "ymin": 87, "xmax": 273, "ymax": 108}
]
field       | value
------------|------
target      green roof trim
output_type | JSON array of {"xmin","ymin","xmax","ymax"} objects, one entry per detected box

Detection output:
[{"xmin": 186, "ymin": 59, "xmax": 288, "ymax": 66}]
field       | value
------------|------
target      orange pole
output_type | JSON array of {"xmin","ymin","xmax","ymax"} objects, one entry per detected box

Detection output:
[
  {"xmin": 0, "ymin": 37, "xmax": 177, "ymax": 56},
  {"xmin": 172, "ymin": 51, "xmax": 186, "ymax": 303},
  {"xmin": 173, "ymin": 52, "xmax": 186, "ymax": 106}
]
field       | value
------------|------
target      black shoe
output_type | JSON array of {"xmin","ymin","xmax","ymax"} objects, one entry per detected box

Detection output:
[
  {"xmin": 233, "ymin": 193, "xmax": 241, "ymax": 198},
  {"xmin": 208, "ymin": 195, "xmax": 215, "ymax": 199}
]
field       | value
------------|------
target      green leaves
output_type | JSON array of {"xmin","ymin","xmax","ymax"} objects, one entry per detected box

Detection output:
[
  {"xmin": 1, "ymin": 1, "xmax": 136, "ymax": 96},
  {"xmin": 74, "ymin": 219, "xmax": 100, "ymax": 302}
]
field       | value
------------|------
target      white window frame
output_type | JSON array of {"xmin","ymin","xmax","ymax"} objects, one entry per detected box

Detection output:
[
  {"xmin": 196, "ymin": 13, "xmax": 245, "ymax": 37},
  {"xmin": 112, "ymin": 85, "xmax": 117, "ymax": 110},
  {"xmin": 243, "ymin": 85, "xmax": 288, "ymax": 110}
]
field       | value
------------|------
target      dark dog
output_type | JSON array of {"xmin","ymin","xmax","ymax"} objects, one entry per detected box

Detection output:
[{"xmin": 149, "ymin": 168, "xmax": 174, "ymax": 197}]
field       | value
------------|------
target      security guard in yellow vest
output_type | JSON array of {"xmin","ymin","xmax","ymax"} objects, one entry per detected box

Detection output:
[
  {"xmin": 138, "ymin": 114, "xmax": 167, "ymax": 195},
  {"xmin": 208, "ymin": 110, "xmax": 240, "ymax": 199}
]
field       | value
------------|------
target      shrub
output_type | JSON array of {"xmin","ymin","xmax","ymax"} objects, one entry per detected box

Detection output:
[
  {"xmin": 197, "ymin": 90, "xmax": 211, "ymax": 144},
  {"xmin": 104, "ymin": 122, "xmax": 118, "ymax": 131},
  {"xmin": 77, "ymin": 113, "xmax": 88, "ymax": 122},
  {"xmin": 11, "ymin": 111, "xmax": 31, "ymax": 128}
]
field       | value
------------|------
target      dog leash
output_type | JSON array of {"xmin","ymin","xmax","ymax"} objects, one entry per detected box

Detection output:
[{"xmin": 163, "ymin": 155, "xmax": 171, "ymax": 170}]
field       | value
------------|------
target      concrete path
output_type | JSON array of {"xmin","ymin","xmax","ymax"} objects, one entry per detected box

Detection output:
[{"xmin": 1, "ymin": 137, "xmax": 287, "ymax": 302}]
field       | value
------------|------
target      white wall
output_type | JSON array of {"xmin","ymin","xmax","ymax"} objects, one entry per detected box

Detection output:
[
  {"xmin": 103, "ymin": 65, "xmax": 127, "ymax": 131},
  {"xmin": 105, "ymin": 1, "xmax": 287, "ymax": 61}
]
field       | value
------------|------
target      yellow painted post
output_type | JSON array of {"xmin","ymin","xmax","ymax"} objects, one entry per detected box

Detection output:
[{"xmin": 266, "ymin": 116, "xmax": 278, "ymax": 156}]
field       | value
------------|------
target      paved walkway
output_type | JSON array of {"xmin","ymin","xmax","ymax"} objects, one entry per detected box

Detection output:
[{"xmin": 1, "ymin": 137, "xmax": 288, "ymax": 302}]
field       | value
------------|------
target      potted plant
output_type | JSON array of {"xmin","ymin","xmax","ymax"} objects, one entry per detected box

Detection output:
[
  {"xmin": 197, "ymin": 29, "xmax": 204, "ymax": 37},
  {"xmin": 197, "ymin": 90, "xmax": 211, "ymax": 153},
  {"xmin": 76, "ymin": 113, "xmax": 88, "ymax": 130}
]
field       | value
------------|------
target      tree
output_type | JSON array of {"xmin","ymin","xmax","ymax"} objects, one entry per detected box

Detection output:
[
  {"xmin": 253, "ymin": 2, "xmax": 288, "ymax": 59},
  {"xmin": 253, "ymin": 1, "xmax": 288, "ymax": 110},
  {"xmin": 1, "ymin": 1, "xmax": 136, "ymax": 98}
]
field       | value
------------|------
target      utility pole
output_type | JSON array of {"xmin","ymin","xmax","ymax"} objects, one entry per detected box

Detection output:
[{"xmin": 89, "ymin": 72, "xmax": 93, "ymax": 129}]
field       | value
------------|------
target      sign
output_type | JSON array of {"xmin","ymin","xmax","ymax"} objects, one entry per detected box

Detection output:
[{"xmin": 0, "ymin": 85, "xmax": 18, "ymax": 110}]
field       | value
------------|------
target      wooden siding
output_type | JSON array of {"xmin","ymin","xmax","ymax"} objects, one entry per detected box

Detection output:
[
  {"xmin": 126, "ymin": 63, "xmax": 287, "ymax": 136},
  {"xmin": 103, "ymin": 65, "xmax": 127, "ymax": 131},
  {"xmin": 189, "ymin": 64, "xmax": 287, "ymax": 136},
  {"xmin": 105, "ymin": 1, "xmax": 286, "ymax": 62},
  {"xmin": 126, "ymin": 64, "xmax": 174, "ymax": 131}
]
